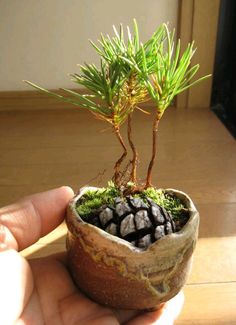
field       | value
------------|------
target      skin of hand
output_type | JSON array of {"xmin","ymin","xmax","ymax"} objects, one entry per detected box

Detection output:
[{"xmin": 0, "ymin": 186, "xmax": 184, "ymax": 325}]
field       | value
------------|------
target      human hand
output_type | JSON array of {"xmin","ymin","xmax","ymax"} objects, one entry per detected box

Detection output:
[{"xmin": 0, "ymin": 187, "xmax": 184, "ymax": 325}]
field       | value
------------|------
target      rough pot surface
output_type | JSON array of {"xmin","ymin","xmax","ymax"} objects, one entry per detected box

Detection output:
[{"xmin": 66, "ymin": 187, "xmax": 199, "ymax": 310}]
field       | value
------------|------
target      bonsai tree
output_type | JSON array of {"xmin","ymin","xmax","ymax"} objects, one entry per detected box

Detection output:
[
  {"xmin": 25, "ymin": 21, "xmax": 209, "ymax": 193},
  {"xmin": 25, "ymin": 21, "xmax": 208, "ymax": 310}
]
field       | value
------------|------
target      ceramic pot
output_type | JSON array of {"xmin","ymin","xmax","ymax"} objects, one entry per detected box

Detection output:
[{"xmin": 66, "ymin": 187, "xmax": 199, "ymax": 310}]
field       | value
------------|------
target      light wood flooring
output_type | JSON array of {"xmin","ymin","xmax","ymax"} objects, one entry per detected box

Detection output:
[{"xmin": 0, "ymin": 106, "xmax": 236, "ymax": 324}]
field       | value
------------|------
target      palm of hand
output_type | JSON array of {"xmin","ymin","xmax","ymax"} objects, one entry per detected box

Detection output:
[
  {"xmin": 4, "ymin": 251, "xmax": 163, "ymax": 325},
  {"xmin": 20, "ymin": 254, "xmax": 122, "ymax": 325}
]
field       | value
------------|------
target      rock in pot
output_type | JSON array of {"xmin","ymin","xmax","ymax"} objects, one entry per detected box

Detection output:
[{"xmin": 66, "ymin": 187, "xmax": 199, "ymax": 310}]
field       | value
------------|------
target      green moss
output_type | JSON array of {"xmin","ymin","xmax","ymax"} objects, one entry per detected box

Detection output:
[
  {"xmin": 76, "ymin": 182, "xmax": 186, "ymax": 220},
  {"xmin": 76, "ymin": 182, "xmax": 119, "ymax": 218},
  {"xmin": 140, "ymin": 187, "xmax": 186, "ymax": 219}
]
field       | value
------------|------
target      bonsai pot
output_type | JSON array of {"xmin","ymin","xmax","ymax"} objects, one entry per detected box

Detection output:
[
  {"xmin": 66, "ymin": 186, "xmax": 199, "ymax": 310},
  {"xmin": 25, "ymin": 19, "xmax": 206, "ymax": 311}
]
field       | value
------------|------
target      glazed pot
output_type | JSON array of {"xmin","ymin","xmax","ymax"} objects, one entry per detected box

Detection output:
[{"xmin": 66, "ymin": 187, "xmax": 199, "ymax": 310}]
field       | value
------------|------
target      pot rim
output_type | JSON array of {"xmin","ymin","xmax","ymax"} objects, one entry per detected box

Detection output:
[{"xmin": 66, "ymin": 186, "xmax": 199, "ymax": 253}]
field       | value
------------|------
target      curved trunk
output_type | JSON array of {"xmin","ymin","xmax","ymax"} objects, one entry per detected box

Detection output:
[
  {"xmin": 113, "ymin": 126, "xmax": 128, "ymax": 187},
  {"xmin": 127, "ymin": 114, "xmax": 138, "ymax": 184},
  {"xmin": 145, "ymin": 111, "xmax": 162, "ymax": 188}
]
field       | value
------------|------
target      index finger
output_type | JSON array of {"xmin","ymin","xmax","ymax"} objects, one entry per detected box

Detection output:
[{"xmin": 0, "ymin": 186, "xmax": 74, "ymax": 251}]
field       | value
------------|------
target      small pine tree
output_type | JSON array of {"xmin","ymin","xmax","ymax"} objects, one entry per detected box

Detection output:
[{"xmin": 25, "ymin": 21, "xmax": 210, "ymax": 193}]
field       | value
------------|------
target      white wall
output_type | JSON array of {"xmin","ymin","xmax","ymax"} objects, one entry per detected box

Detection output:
[{"xmin": 0, "ymin": 0, "xmax": 178, "ymax": 91}]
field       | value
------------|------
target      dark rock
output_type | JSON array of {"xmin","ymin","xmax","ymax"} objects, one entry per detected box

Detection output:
[
  {"xmin": 129, "ymin": 197, "xmax": 149, "ymax": 209},
  {"xmin": 161, "ymin": 208, "xmax": 176, "ymax": 232},
  {"xmin": 138, "ymin": 234, "xmax": 152, "ymax": 249},
  {"xmin": 115, "ymin": 197, "xmax": 122, "ymax": 204},
  {"xmin": 115, "ymin": 201, "xmax": 132, "ymax": 217},
  {"xmin": 135, "ymin": 210, "xmax": 152, "ymax": 230},
  {"xmin": 151, "ymin": 205, "xmax": 165, "ymax": 224},
  {"xmin": 147, "ymin": 199, "xmax": 165, "ymax": 224},
  {"xmin": 99, "ymin": 207, "xmax": 113, "ymax": 227},
  {"xmin": 86, "ymin": 215, "xmax": 100, "ymax": 227},
  {"xmin": 120, "ymin": 214, "xmax": 135, "ymax": 237},
  {"xmin": 105, "ymin": 223, "xmax": 117, "ymax": 236},
  {"xmin": 160, "ymin": 207, "xmax": 171, "ymax": 221},
  {"xmin": 154, "ymin": 225, "xmax": 165, "ymax": 240},
  {"xmin": 165, "ymin": 221, "xmax": 173, "ymax": 234}
]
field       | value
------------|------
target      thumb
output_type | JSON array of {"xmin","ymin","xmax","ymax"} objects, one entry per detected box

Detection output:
[{"xmin": 0, "ymin": 186, "xmax": 74, "ymax": 251}]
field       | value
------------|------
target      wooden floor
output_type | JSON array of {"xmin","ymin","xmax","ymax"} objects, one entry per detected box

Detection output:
[{"xmin": 0, "ymin": 106, "xmax": 236, "ymax": 324}]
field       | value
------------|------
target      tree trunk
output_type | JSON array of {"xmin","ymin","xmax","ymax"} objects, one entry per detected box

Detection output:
[
  {"xmin": 127, "ymin": 114, "xmax": 138, "ymax": 184},
  {"xmin": 113, "ymin": 126, "xmax": 128, "ymax": 187},
  {"xmin": 145, "ymin": 111, "xmax": 162, "ymax": 188}
]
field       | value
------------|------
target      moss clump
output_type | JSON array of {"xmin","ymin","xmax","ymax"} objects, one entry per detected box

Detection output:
[
  {"xmin": 76, "ymin": 182, "xmax": 119, "ymax": 217},
  {"xmin": 140, "ymin": 188, "xmax": 186, "ymax": 220},
  {"xmin": 76, "ymin": 182, "xmax": 187, "ymax": 221}
]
